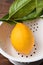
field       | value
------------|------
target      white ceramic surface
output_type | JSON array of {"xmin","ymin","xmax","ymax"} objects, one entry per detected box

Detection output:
[{"xmin": 0, "ymin": 19, "xmax": 43, "ymax": 64}]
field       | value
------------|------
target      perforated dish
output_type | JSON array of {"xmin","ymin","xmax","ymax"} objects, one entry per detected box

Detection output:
[{"xmin": 0, "ymin": 18, "xmax": 43, "ymax": 63}]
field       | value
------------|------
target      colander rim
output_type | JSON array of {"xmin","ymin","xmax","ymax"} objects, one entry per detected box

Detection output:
[{"xmin": 0, "ymin": 48, "xmax": 43, "ymax": 63}]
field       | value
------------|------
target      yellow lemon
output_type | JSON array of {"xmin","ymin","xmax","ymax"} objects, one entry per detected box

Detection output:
[{"xmin": 10, "ymin": 23, "xmax": 34, "ymax": 55}]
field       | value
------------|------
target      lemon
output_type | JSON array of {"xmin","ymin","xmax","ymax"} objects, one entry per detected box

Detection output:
[{"xmin": 10, "ymin": 23, "xmax": 34, "ymax": 55}]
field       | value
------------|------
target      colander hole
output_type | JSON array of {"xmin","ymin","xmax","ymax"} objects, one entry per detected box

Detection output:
[
  {"xmin": 21, "ymin": 55, "xmax": 23, "ymax": 57},
  {"xmin": 34, "ymin": 24, "xmax": 35, "ymax": 26},
  {"xmin": 34, "ymin": 44, "xmax": 35, "ymax": 47},
  {"xmin": 30, "ymin": 55, "xmax": 32, "ymax": 56},
  {"xmin": 36, "ymin": 29, "xmax": 37, "ymax": 31},
  {"xmin": 18, "ymin": 53, "xmax": 20, "ymax": 55},
  {"xmin": 33, "ymin": 31, "xmax": 35, "ymax": 32},
  {"xmin": 26, "ymin": 56, "xmax": 28, "ymax": 58},
  {"xmin": 35, "ymin": 48, "xmax": 37, "ymax": 50},
  {"xmin": 33, "ymin": 27, "xmax": 35, "ymax": 29},
  {"xmin": 37, "ymin": 26, "xmax": 38, "ymax": 28},
  {"xmin": 36, "ymin": 23, "xmax": 38, "ymax": 25},
  {"xmin": 33, "ymin": 52, "xmax": 35, "ymax": 54},
  {"xmin": 30, "ymin": 25, "xmax": 32, "ymax": 27}
]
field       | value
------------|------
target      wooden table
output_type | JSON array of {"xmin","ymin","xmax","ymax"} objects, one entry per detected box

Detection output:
[
  {"xmin": 0, "ymin": 0, "xmax": 43, "ymax": 65},
  {"xmin": 0, "ymin": 0, "xmax": 14, "ymax": 18},
  {"xmin": 0, "ymin": 0, "xmax": 14, "ymax": 65},
  {"xmin": 0, "ymin": 54, "xmax": 13, "ymax": 65}
]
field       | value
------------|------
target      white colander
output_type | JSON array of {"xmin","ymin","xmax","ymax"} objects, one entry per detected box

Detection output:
[{"xmin": 0, "ymin": 18, "xmax": 43, "ymax": 64}]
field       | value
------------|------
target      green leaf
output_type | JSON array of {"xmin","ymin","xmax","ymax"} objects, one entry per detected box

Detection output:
[
  {"xmin": 0, "ymin": 0, "xmax": 43, "ymax": 24},
  {"xmin": 15, "ymin": 9, "xmax": 42, "ymax": 21},
  {"xmin": 0, "ymin": 13, "xmax": 9, "ymax": 21},
  {"xmin": 40, "ymin": 10, "xmax": 43, "ymax": 18},
  {"xmin": 35, "ymin": 0, "xmax": 43, "ymax": 13},
  {"xmin": 15, "ymin": 0, "xmax": 43, "ymax": 21},
  {"xmin": 0, "ymin": 13, "xmax": 16, "ymax": 24},
  {"xmin": 9, "ymin": 0, "xmax": 36, "ymax": 20}
]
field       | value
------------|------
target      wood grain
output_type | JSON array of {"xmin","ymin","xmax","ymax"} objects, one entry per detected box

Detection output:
[
  {"xmin": 0, "ymin": 54, "xmax": 13, "ymax": 65},
  {"xmin": 0, "ymin": 0, "xmax": 14, "ymax": 18},
  {"xmin": 0, "ymin": 0, "xmax": 14, "ymax": 65},
  {"xmin": 0, "ymin": 0, "xmax": 43, "ymax": 65}
]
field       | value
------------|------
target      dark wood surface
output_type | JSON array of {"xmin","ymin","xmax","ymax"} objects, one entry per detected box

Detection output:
[
  {"xmin": 0, "ymin": 54, "xmax": 13, "ymax": 65},
  {"xmin": 0, "ymin": 0, "xmax": 14, "ymax": 65},
  {"xmin": 0, "ymin": 0, "xmax": 43, "ymax": 65},
  {"xmin": 0, "ymin": 0, "xmax": 14, "ymax": 18}
]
